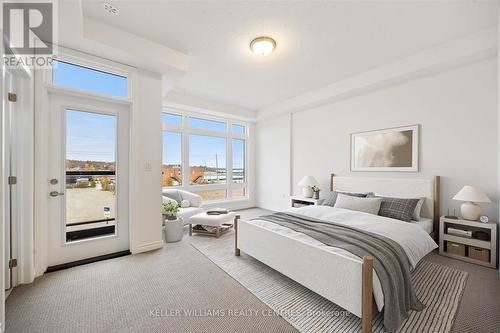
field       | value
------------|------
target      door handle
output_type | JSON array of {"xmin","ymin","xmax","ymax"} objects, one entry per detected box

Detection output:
[{"xmin": 49, "ymin": 191, "xmax": 64, "ymax": 197}]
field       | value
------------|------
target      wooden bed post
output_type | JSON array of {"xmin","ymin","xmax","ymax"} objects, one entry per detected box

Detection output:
[
  {"xmin": 234, "ymin": 214, "xmax": 240, "ymax": 256},
  {"xmin": 362, "ymin": 256, "xmax": 373, "ymax": 333}
]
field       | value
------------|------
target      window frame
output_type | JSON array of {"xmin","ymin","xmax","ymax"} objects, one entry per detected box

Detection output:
[{"xmin": 162, "ymin": 109, "xmax": 249, "ymax": 203}]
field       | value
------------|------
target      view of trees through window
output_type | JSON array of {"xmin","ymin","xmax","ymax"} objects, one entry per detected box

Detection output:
[{"xmin": 162, "ymin": 113, "xmax": 247, "ymax": 201}]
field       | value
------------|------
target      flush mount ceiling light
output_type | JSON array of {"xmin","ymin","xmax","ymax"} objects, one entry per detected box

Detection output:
[
  {"xmin": 250, "ymin": 37, "xmax": 276, "ymax": 56},
  {"xmin": 102, "ymin": 2, "xmax": 119, "ymax": 15}
]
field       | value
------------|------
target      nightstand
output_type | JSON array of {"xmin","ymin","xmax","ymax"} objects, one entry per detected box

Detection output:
[
  {"xmin": 290, "ymin": 195, "xmax": 324, "ymax": 208},
  {"xmin": 439, "ymin": 216, "xmax": 497, "ymax": 268}
]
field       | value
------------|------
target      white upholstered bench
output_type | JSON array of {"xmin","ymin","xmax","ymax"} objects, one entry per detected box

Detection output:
[{"xmin": 189, "ymin": 212, "xmax": 239, "ymax": 238}]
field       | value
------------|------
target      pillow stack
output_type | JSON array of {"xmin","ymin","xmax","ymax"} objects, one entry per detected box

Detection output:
[{"xmin": 323, "ymin": 190, "xmax": 426, "ymax": 223}]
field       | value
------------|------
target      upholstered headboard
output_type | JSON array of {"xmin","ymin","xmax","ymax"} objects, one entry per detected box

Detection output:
[{"xmin": 330, "ymin": 174, "xmax": 440, "ymax": 240}]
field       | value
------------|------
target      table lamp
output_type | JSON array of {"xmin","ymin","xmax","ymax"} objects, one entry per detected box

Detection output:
[
  {"xmin": 298, "ymin": 176, "xmax": 319, "ymax": 198},
  {"xmin": 452, "ymin": 185, "xmax": 491, "ymax": 221}
]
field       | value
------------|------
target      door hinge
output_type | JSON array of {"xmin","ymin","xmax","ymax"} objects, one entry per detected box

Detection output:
[
  {"xmin": 8, "ymin": 176, "xmax": 17, "ymax": 185},
  {"xmin": 8, "ymin": 259, "xmax": 17, "ymax": 268},
  {"xmin": 8, "ymin": 92, "xmax": 17, "ymax": 102}
]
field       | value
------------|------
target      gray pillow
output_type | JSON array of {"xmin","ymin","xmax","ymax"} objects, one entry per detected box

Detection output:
[
  {"xmin": 334, "ymin": 194, "xmax": 382, "ymax": 215},
  {"xmin": 162, "ymin": 189, "xmax": 182, "ymax": 203},
  {"xmin": 377, "ymin": 197, "xmax": 420, "ymax": 222},
  {"xmin": 372, "ymin": 193, "xmax": 425, "ymax": 221},
  {"xmin": 322, "ymin": 191, "xmax": 370, "ymax": 207}
]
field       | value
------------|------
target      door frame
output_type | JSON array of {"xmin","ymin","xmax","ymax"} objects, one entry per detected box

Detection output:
[
  {"xmin": 33, "ymin": 47, "xmax": 135, "ymax": 275},
  {"xmin": 3, "ymin": 65, "xmax": 34, "ymax": 289}
]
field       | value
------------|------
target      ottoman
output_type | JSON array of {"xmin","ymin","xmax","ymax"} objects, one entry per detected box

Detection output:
[{"xmin": 189, "ymin": 211, "xmax": 239, "ymax": 238}]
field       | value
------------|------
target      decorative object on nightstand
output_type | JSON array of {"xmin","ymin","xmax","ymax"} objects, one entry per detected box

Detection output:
[
  {"xmin": 298, "ymin": 176, "xmax": 319, "ymax": 198},
  {"xmin": 479, "ymin": 215, "xmax": 489, "ymax": 223},
  {"xmin": 452, "ymin": 185, "xmax": 491, "ymax": 221},
  {"xmin": 290, "ymin": 195, "xmax": 324, "ymax": 208},
  {"xmin": 439, "ymin": 216, "xmax": 497, "ymax": 268},
  {"xmin": 312, "ymin": 186, "xmax": 320, "ymax": 200}
]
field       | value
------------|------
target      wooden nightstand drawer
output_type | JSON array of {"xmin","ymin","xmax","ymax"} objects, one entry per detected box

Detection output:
[
  {"xmin": 468, "ymin": 246, "xmax": 489, "ymax": 262},
  {"xmin": 446, "ymin": 242, "xmax": 465, "ymax": 257}
]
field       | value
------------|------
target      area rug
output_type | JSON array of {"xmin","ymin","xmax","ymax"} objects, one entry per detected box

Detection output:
[{"xmin": 191, "ymin": 234, "xmax": 468, "ymax": 333}]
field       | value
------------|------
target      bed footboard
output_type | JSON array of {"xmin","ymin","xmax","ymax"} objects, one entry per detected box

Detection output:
[{"xmin": 234, "ymin": 217, "xmax": 374, "ymax": 333}]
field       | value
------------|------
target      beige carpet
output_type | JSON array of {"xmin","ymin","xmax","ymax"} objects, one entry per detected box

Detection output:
[
  {"xmin": 191, "ymin": 232, "xmax": 468, "ymax": 333},
  {"xmin": 5, "ymin": 235, "xmax": 296, "ymax": 333}
]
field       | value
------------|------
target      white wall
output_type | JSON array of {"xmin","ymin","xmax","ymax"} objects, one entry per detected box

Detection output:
[
  {"xmin": 257, "ymin": 59, "xmax": 498, "ymax": 221},
  {"xmin": 256, "ymin": 114, "xmax": 292, "ymax": 211},
  {"xmin": 129, "ymin": 70, "xmax": 164, "ymax": 254}
]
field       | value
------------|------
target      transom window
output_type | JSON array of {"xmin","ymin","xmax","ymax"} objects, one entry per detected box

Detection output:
[
  {"xmin": 52, "ymin": 60, "xmax": 128, "ymax": 98},
  {"xmin": 162, "ymin": 112, "xmax": 248, "ymax": 202}
]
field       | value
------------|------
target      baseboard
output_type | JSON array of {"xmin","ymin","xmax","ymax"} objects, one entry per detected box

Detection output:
[
  {"xmin": 131, "ymin": 240, "xmax": 163, "ymax": 254},
  {"xmin": 45, "ymin": 250, "xmax": 131, "ymax": 273}
]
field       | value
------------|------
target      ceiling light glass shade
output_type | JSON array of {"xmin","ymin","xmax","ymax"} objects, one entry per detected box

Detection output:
[{"xmin": 250, "ymin": 37, "xmax": 276, "ymax": 56}]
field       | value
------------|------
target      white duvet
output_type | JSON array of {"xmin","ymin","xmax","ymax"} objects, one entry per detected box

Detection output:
[{"xmin": 251, "ymin": 205, "xmax": 438, "ymax": 311}]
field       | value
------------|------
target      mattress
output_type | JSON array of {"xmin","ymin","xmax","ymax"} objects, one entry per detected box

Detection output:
[{"xmin": 413, "ymin": 217, "xmax": 434, "ymax": 234}]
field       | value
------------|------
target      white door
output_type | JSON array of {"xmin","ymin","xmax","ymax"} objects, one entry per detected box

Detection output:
[{"xmin": 46, "ymin": 93, "xmax": 129, "ymax": 267}]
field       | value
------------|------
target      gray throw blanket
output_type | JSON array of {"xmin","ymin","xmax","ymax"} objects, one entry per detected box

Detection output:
[{"xmin": 253, "ymin": 212, "xmax": 424, "ymax": 332}]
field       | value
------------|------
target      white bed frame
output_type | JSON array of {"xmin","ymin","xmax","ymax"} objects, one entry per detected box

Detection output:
[{"xmin": 235, "ymin": 174, "xmax": 440, "ymax": 333}]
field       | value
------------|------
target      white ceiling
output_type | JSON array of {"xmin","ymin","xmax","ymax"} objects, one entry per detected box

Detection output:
[{"xmin": 82, "ymin": 1, "xmax": 498, "ymax": 111}]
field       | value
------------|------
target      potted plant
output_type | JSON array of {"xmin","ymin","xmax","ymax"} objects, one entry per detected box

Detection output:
[
  {"xmin": 162, "ymin": 201, "xmax": 183, "ymax": 242},
  {"xmin": 312, "ymin": 186, "xmax": 320, "ymax": 200}
]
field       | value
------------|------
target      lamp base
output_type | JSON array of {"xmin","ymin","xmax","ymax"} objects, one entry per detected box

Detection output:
[
  {"xmin": 461, "ymin": 202, "xmax": 480, "ymax": 221},
  {"xmin": 302, "ymin": 187, "xmax": 313, "ymax": 198}
]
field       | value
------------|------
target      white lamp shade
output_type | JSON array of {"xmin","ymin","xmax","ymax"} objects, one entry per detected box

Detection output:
[
  {"xmin": 453, "ymin": 186, "xmax": 491, "ymax": 203},
  {"xmin": 298, "ymin": 176, "xmax": 319, "ymax": 187}
]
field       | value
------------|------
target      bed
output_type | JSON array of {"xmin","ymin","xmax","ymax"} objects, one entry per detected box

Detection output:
[{"xmin": 234, "ymin": 174, "xmax": 440, "ymax": 333}]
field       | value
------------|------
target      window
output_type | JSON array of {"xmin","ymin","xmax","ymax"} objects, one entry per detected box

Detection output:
[
  {"xmin": 162, "ymin": 112, "xmax": 248, "ymax": 201},
  {"xmin": 162, "ymin": 132, "xmax": 182, "ymax": 186},
  {"xmin": 232, "ymin": 139, "xmax": 245, "ymax": 183},
  {"xmin": 189, "ymin": 117, "xmax": 227, "ymax": 132},
  {"xmin": 163, "ymin": 113, "xmax": 182, "ymax": 127},
  {"xmin": 52, "ymin": 60, "xmax": 127, "ymax": 98},
  {"xmin": 232, "ymin": 124, "xmax": 245, "ymax": 134}
]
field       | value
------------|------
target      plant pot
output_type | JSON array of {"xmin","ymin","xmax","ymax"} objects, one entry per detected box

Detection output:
[
  {"xmin": 313, "ymin": 191, "xmax": 320, "ymax": 199},
  {"xmin": 164, "ymin": 218, "xmax": 184, "ymax": 243}
]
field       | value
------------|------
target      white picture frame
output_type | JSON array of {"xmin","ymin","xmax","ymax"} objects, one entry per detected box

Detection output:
[{"xmin": 351, "ymin": 125, "xmax": 419, "ymax": 172}]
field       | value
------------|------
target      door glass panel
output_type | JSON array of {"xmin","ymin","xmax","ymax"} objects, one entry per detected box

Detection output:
[
  {"xmin": 189, "ymin": 135, "xmax": 227, "ymax": 185},
  {"xmin": 65, "ymin": 110, "xmax": 117, "ymax": 242}
]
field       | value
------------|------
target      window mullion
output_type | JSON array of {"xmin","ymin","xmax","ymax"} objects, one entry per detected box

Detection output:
[
  {"xmin": 227, "ymin": 120, "xmax": 233, "ymax": 200},
  {"xmin": 182, "ymin": 114, "xmax": 189, "ymax": 188}
]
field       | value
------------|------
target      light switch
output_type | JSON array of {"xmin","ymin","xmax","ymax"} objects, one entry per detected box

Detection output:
[{"xmin": 145, "ymin": 162, "xmax": 152, "ymax": 172}]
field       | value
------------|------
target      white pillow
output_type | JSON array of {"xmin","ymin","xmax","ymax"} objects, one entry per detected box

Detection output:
[
  {"xmin": 180, "ymin": 200, "xmax": 190, "ymax": 208},
  {"xmin": 334, "ymin": 194, "xmax": 382, "ymax": 215}
]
